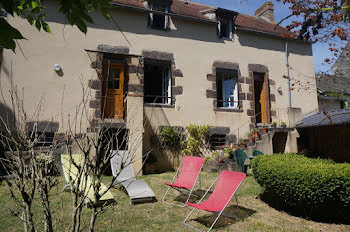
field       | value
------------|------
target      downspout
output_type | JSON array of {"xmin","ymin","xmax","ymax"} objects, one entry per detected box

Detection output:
[{"xmin": 285, "ymin": 40, "xmax": 292, "ymax": 107}]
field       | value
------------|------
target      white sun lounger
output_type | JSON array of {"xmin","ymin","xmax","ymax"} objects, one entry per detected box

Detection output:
[{"xmin": 110, "ymin": 150, "xmax": 156, "ymax": 204}]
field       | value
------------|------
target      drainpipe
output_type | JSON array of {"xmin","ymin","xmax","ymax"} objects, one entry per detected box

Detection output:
[
  {"xmin": 285, "ymin": 40, "xmax": 292, "ymax": 107},
  {"xmin": 286, "ymin": 40, "xmax": 292, "ymax": 107}
]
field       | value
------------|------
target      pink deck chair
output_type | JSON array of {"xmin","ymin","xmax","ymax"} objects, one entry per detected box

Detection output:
[
  {"xmin": 183, "ymin": 170, "xmax": 246, "ymax": 232},
  {"xmin": 162, "ymin": 156, "xmax": 205, "ymax": 207}
]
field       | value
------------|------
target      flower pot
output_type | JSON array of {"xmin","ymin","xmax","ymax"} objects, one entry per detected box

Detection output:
[
  {"xmin": 281, "ymin": 125, "xmax": 287, "ymax": 128},
  {"xmin": 262, "ymin": 128, "xmax": 268, "ymax": 133},
  {"xmin": 218, "ymin": 158, "xmax": 224, "ymax": 163},
  {"xmin": 272, "ymin": 125, "xmax": 277, "ymax": 128},
  {"xmin": 249, "ymin": 137, "xmax": 254, "ymax": 143},
  {"xmin": 224, "ymin": 152, "xmax": 232, "ymax": 159},
  {"xmin": 240, "ymin": 143, "xmax": 247, "ymax": 149},
  {"xmin": 253, "ymin": 132, "xmax": 259, "ymax": 138}
]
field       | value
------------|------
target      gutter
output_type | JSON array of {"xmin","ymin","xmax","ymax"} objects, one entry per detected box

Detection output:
[{"xmin": 235, "ymin": 27, "xmax": 313, "ymax": 44}]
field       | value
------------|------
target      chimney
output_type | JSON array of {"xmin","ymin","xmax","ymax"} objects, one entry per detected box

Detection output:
[{"xmin": 254, "ymin": 1, "xmax": 274, "ymax": 23}]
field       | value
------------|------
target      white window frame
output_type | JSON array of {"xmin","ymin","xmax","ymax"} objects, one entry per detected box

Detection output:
[
  {"xmin": 161, "ymin": 67, "xmax": 171, "ymax": 104},
  {"xmin": 218, "ymin": 71, "xmax": 238, "ymax": 109},
  {"xmin": 144, "ymin": 63, "xmax": 172, "ymax": 105}
]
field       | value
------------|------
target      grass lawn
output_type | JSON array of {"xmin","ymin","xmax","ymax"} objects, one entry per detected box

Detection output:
[{"xmin": 0, "ymin": 172, "xmax": 349, "ymax": 232}]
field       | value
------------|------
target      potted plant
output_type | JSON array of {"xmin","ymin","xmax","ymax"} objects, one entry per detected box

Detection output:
[
  {"xmin": 252, "ymin": 128, "xmax": 260, "ymax": 138},
  {"xmin": 239, "ymin": 139, "xmax": 247, "ymax": 149},
  {"xmin": 223, "ymin": 147, "xmax": 233, "ymax": 159},
  {"xmin": 231, "ymin": 144, "xmax": 239, "ymax": 153},
  {"xmin": 281, "ymin": 122, "xmax": 287, "ymax": 128},
  {"xmin": 211, "ymin": 151, "xmax": 219, "ymax": 160},
  {"xmin": 271, "ymin": 122, "xmax": 277, "ymax": 128},
  {"xmin": 261, "ymin": 126, "xmax": 268, "ymax": 133},
  {"xmin": 248, "ymin": 133, "xmax": 254, "ymax": 143}
]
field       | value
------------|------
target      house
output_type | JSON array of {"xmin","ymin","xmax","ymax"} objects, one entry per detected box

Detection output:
[
  {"xmin": 0, "ymin": 0, "xmax": 318, "ymax": 174},
  {"xmin": 332, "ymin": 41, "xmax": 350, "ymax": 76},
  {"xmin": 316, "ymin": 74, "xmax": 350, "ymax": 111}
]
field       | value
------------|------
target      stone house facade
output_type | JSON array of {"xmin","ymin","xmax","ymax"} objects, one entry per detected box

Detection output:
[{"xmin": 0, "ymin": 0, "xmax": 318, "ymax": 174}]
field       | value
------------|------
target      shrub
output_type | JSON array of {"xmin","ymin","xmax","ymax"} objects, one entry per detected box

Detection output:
[
  {"xmin": 251, "ymin": 153, "xmax": 350, "ymax": 221},
  {"xmin": 160, "ymin": 127, "xmax": 181, "ymax": 151},
  {"xmin": 182, "ymin": 124, "xmax": 209, "ymax": 155}
]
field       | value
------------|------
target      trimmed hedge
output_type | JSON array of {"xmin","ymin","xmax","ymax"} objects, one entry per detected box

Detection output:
[{"xmin": 251, "ymin": 154, "xmax": 350, "ymax": 221}]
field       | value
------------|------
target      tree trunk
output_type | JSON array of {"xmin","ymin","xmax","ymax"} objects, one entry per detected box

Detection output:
[{"xmin": 89, "ymin": 208, "xmax": 98, "ymax": 232}]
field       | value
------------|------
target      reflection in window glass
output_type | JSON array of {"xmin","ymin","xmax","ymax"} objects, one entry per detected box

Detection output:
[{"xmin": 216, "ymin": 70, "xmax": 238, "ymax": 108}]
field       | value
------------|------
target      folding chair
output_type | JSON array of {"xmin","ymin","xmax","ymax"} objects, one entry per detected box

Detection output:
[
  {"xmin": 252, "ymin": 150, "xmax": 264, "ymax": 157},
  {"xmin": 184, "ymin": 170, "xmax": 246, "ymax": 232},
  {"xmin": 234, "ymin": 149, "xmax": 248, "ymax": 173},
  {"xmin": 61, "ymin": 154, "xmax": 114, "ymax": 205},
  {"xmin": 110, "ymin": 150, "xmax": 156, "ymax": 205},
  {"xmin": 162, "ymin": 156, "xmax": 205, "ymax": 207}
]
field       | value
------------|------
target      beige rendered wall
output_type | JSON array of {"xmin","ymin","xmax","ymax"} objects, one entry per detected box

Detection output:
[{"xmin": 0, "ymin": 0, "xmax": 317, "ymax": 139}]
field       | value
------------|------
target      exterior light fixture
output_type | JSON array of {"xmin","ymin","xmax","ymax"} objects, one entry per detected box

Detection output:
[
  {"xmin": 277, "ymin": 87, "xmax": 283, "ymax": 95},
  {"xmin": 54, "ymin": 64, "xmax": 64, "ymax": 76}
]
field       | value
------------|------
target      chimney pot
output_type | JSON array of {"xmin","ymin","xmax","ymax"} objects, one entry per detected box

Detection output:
[{"xmin": 254, "ymin": 1, "xmax": 274, "ymax": 23}]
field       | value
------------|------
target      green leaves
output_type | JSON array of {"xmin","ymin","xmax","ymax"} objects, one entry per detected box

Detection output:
[
  {"xmin": 251, "ymin": 154, "xmax": 350, "ymax": 221},
  {"xmin": 0, "ymin": 0, "xmax": 113, "ymax": 50},
  {"xmin": 0, "ymin": 18, "xmax": 25, "ymax": 50}
]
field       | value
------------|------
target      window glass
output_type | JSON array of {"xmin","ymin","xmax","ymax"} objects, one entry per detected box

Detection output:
[
  {"xmin": 149, "ymin": 4, "xmax": 169, "ymax": 30},
  {"xmin": 107, "ymin": 69, "xmax": 120, "ymax": 90},
  {"xmin": 218, "ymin": 18, "xmax": 233, "ymax": 39},
  {"xmin": 216, "ymin": 70, "xmax": 238, "ymax": 108},
  {"xmin": 144, "ymin": 62, "xmax": 171, "ymax": 104}
]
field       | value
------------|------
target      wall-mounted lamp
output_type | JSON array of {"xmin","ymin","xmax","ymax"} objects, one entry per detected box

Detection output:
[
  {"xmin": 54, "ymin": 64, "xmax": 64, "ymax": 77},
  {"xmin": 277, "ymin": 87, "xmax": 283, "ymax": 95}
]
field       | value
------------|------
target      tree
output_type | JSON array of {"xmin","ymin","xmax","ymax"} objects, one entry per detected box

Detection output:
[
  {"xmin": 277, "ymin": 0, "xmax": 350, "ymax": 69},
  {"xmin": 0, "ymin": 0, "xmax": 112, "ymax": 51}
]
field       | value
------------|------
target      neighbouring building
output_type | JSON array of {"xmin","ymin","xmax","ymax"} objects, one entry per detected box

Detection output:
[
  {"xmin": 297, "ymin": 109, "xmax": 350, "ymax": 162},
  {"xmin": 316, "ymin": 74, "xmax": 350, "ymax": 111},
  {"xmin": 0, "ymin": 0, "xmax": 318, "ymax": 174},
  {"xmin": 332, "ymin": 41, "xmax": 350, "ymax": 76}
]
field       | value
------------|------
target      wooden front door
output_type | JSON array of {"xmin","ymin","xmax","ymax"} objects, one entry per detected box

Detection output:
[
  {"xmin": 102, "ymin": 63, "xmax": 124, "ymax": 119},
  {"xmin": 253, "ymin": 72, "xmax": 270, "ymax": 124},
  {"xmin": 260, "ymin": 73, "xmax": 271, "ymax": 123}
]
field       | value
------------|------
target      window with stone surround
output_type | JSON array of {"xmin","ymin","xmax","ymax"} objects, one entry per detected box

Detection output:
[
  {"xmin": 144, "ymin": 60, "xmax": 171, "ymax": 104},
  {"xmin": 149, "ymin": 3, "xmax": 169, "ymax": 30},
  {"xmin": 210, "ymin": 134, "xmax": 226, "ymax": 149},
  {"xmin": 216, "ymin": 69, "xmax": 239, "ymax": 108}
]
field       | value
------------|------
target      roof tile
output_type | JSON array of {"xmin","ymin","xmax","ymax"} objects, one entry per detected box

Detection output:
[{"xmin": 111, "ymin": 0, "xmax": 294, "ymax": 38}]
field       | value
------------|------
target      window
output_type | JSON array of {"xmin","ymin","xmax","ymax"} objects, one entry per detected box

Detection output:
[
  {"xmin": 210, "ymin": 134, "xmax": 226, "ymax": 149},
  {"xmin": 216, "ymin": 69, "xmax": 238, "ymax": 108},
  {"xmin": 29, "ymin": 131, "xmax": 55, "ymax": 148},
  {"xmin": 149, "ymin": 4, "xmax": 169, "ymax": 30},
  {"xmin": 144, "ymin": 61, "xmax": 171, "ymax": 104},
  {"xmin": 217, "ymin": 17, "xmax": 233, "ymax": 39}
]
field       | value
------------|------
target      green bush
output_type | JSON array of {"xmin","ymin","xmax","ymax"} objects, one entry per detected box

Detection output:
[
  {"xmin": 251, "ymin": 153, "xmax": 350, "ymax": 221},
  {"xmin": 160, "ymin": 127, "xmax": 181, "ymax": 151},
  {"xmin": 182, "ymin": 124, "xmax": 209, "ymax": 155}
]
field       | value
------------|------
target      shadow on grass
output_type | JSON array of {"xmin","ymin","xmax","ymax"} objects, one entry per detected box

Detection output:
[
  {"xmin": 192, "ymin": 205, "xmax": 256, "ymax": 229},
  {"xmin": 260, "ymin": 191, "xmax": 350, "ymax": 225},
  {"xmin": 173, "ymin": 189, "xmax": 212, "ymax": 203}
]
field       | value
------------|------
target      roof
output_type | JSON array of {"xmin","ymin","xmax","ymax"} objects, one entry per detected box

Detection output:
[
  {"xmin": 111, "ymin": 0, "xmax": 295, "ymax": 39},
  {"xmin": 318, "ymin": 95, "xmax": 345, "ymax": 101},
  {"xmin": 332, "ymin": 41, "xmax": 350, "ymax": 73},
  {"xmin": 316, "ymin": 74, "xmax": 350, "ymax": 95},
  {"xmin": 296, "ymin": 109, "xmax": 350, "ymax": 128}
]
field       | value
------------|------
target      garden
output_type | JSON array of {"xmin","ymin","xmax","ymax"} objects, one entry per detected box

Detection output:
[{"xmin": 1, "ymin": 153, "xmax": 349, "ymax": 232}]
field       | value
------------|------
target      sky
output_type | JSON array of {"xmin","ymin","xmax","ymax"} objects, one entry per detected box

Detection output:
[{"xmin": 192, "ymin": 0, "xmax": 346, "ymax": 74}]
